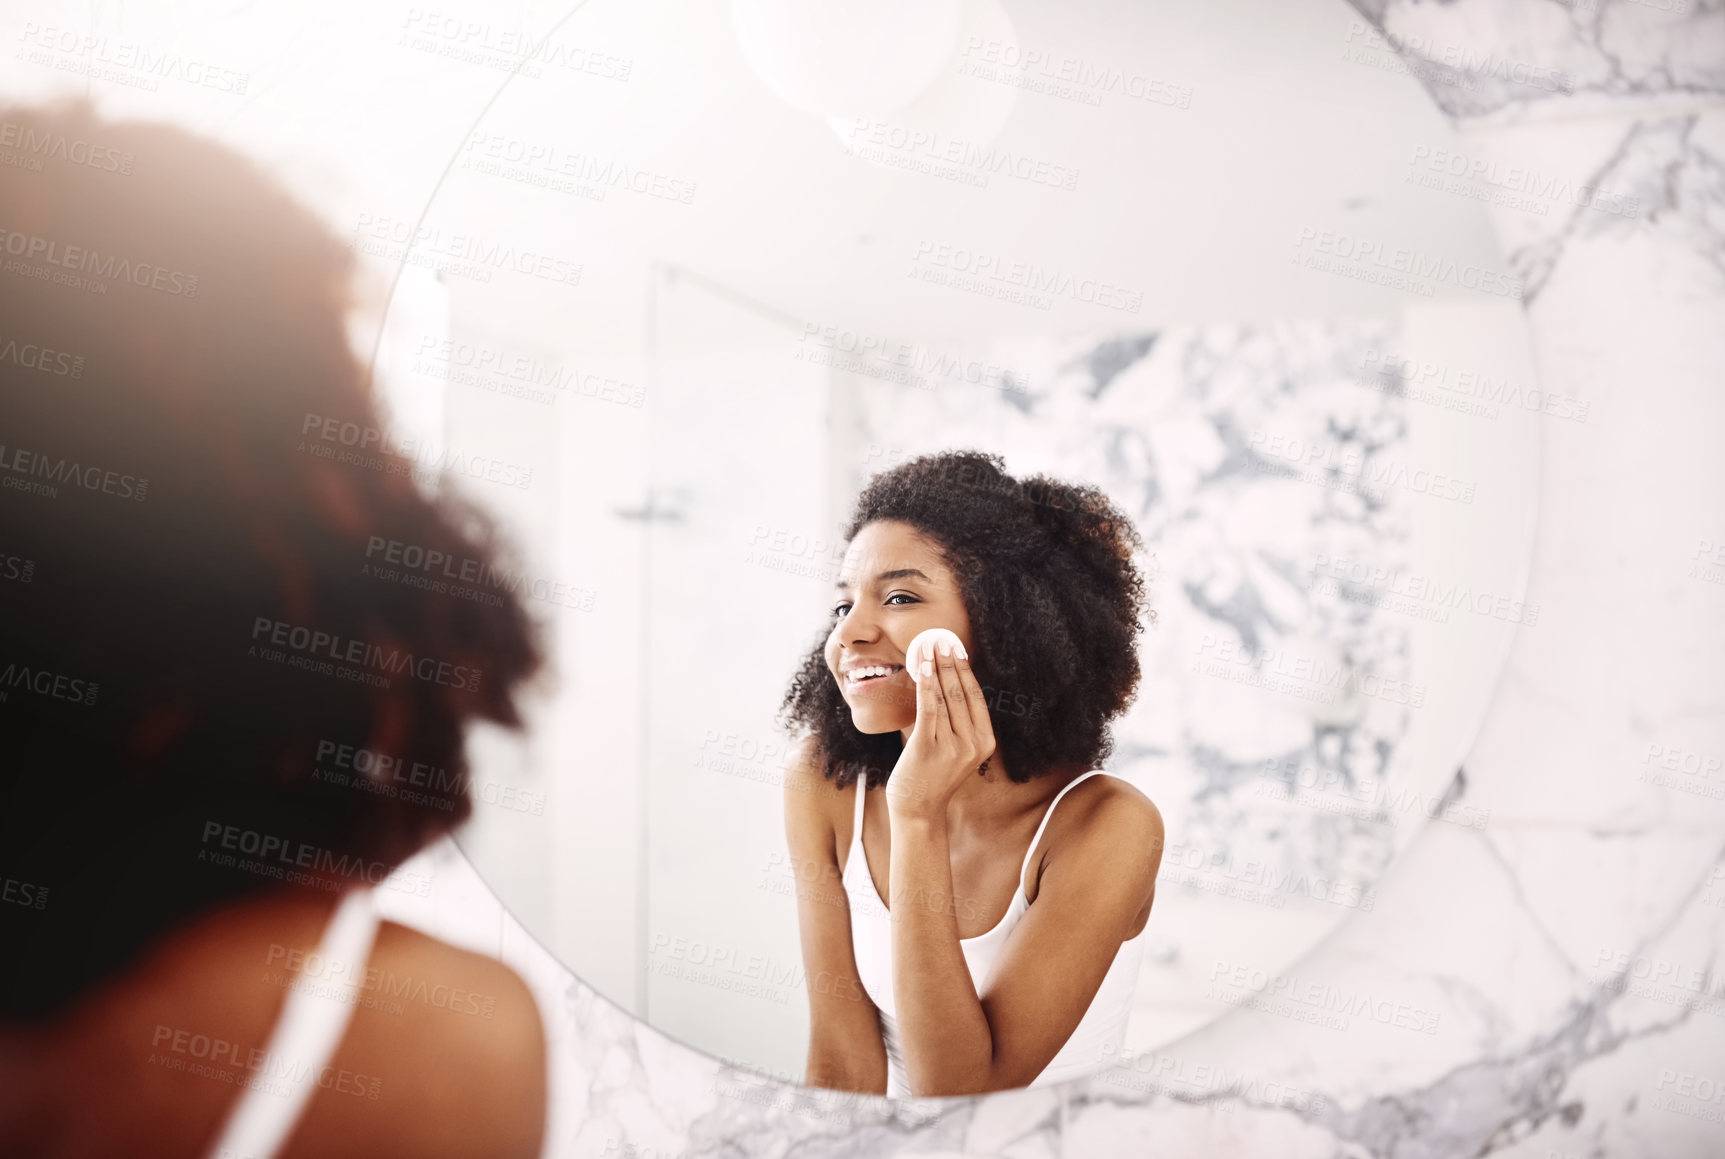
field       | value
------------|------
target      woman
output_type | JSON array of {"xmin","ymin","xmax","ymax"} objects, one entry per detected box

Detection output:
[
  {"xmin": 0, "ymin": 102, "xmax": 547, "ymax": 1157},
  {"xmin": 779, "ymin": 451, "xmax": 1165, "ymax": 1098}
]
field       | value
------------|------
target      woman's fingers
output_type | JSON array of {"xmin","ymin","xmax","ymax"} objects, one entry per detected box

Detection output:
[
  {"xmin": 931, "ymin": 642, "xmax": 975, "ymax": 755},
  {"xmin": 914, "ymin": 646, "xmax": 951, "ymax": 744},
  {"xmin": 952, "ymin": 652, "xmax": 997, "ymax": 759}
]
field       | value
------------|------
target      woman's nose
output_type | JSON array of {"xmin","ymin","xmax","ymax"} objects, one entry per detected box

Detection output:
[{"xmin": 842, "ymin": 605, "xmax": 883, "ymax": 643}]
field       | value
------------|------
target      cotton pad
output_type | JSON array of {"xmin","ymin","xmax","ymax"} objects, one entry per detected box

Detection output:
[{"xmin": 905, "ymin": 627, "xmax": 966, "ymax": 683}]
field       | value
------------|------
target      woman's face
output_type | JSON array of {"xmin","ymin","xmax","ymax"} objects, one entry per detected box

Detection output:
[{"xmin": 825, "ymin": 519, "xmax": 974, "ymax": 736}]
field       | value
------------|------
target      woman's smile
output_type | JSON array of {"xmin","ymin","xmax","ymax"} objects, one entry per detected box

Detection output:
[{"xmin": 842, "ymin": 660, "xmax": 906, "ymax": 694}]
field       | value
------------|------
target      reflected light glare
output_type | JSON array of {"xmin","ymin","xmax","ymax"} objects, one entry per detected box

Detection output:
[
  {"xmin": 827, "ymin": 0, "xmax": 1021, "ymax": 164},
  {"xmin": 731, "ymin": 0, "xmax": 965, "ymax": 118}
]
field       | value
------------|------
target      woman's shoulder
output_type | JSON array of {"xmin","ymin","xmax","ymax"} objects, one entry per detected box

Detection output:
[
  {"xmin": 4, "ymin": 895, "xmax": 546, "ymax": 1159},
  {"xmin": 1037, "ymin": 771, "xmax": 1165, "ymax": 883},
  {"xmin": 363, "ymin": 919, "xmax": 546, "ymax": 1051},
  {"xmin": 1062, "ymin": 771, "xmax": 1162, "ymax": 833},
  {"xmin": 781, "ymin": 734, "xmax": 856, "ymax": 850},
  {"xmin": 303, "ymin": 920, "xmax": 545, "ymax": 1158}
]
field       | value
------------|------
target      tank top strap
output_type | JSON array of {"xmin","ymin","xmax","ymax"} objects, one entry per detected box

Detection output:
[
  {"xmin": 202, "ymin": 886, "xmax": 381, "ymax": 1159},
  {"xmin": 1017, "ymin": 770, "xmax": 1111, "ymax": 886},
  {"xmin": 851, "ymin": 775, "xmax": 868, "ymax": 850}
]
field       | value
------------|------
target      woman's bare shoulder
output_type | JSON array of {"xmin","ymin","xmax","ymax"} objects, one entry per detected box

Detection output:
[
  {"xmin": 1034, "ymin": 772, "xmax": 1165, "ymax": 890},
  {"xmin": 294, "ymin": 920, "xmax": 547, "ymax": 1159},
  {"xmin": 1065, "ymin": 772, "xmax": 1162, "ymax": 834},
  {"xmin": 781, "ymin": 734, "xmax": 855, "ymax": 856},
  {"xmin": 2, "ymin": 896, "xmax": 547, "ymax": 1159}
]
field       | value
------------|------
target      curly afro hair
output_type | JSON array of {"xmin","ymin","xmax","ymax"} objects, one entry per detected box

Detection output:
[
  {"xmin": 777, "ymin": 450, "xmax": 1150, "ymax": 789},
  {"xmin": 0, "ymin": 101, "xmax": 543, "ymax": 1020}
]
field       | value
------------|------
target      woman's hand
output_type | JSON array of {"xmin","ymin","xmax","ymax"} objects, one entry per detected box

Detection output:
[{"xmin": 885, "ymin": 640, "xmax": 999, "ymax": 820}]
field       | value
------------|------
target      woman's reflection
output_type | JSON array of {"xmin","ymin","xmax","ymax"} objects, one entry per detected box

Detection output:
[{"xmin": 779, "ymin": 450, "xmax": 1164, "ymax": 1097}]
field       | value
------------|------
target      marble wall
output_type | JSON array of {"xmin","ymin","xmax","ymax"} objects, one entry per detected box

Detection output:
[{"xmin": 378, "ymin": 1, "xmax": 1725, "ymax": 1155}]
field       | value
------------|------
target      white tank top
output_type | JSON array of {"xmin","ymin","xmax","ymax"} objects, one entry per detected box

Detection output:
[
  {"xmin": 840, "ymin": 770, "xmax": 1150, "ymax": 1097},
  {"xmin": 202, "ymin": 887, "xmax": 381, "ymax": 1159}
]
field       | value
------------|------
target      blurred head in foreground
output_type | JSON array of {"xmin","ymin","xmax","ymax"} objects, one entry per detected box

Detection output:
[{"xmin": 0, "ymin": 99, "xmax": 544, "ymax": 1019}]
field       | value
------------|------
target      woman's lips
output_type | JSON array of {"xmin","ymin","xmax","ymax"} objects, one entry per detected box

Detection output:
[{"xmin": 844, "ymin": 665, "xmax": 905, "ymax": 693}]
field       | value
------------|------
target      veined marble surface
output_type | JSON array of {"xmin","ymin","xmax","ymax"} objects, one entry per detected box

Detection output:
[
  {"xmin": 377, "ymin": 7, "xmax": 1725, "ymax": 1157},
  {"xmin": 1345, "ymin": 0, "xmax": 1725, "ymax": 125}
]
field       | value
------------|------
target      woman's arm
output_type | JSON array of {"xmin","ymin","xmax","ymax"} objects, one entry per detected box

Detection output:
[
  {"xmin": 887, "ymin": 643, "xmax": 1163, "ymax": 1097},
  {"xmin": 782, "ymin": 736, "xmax": 889, "ymax": 1094},
  {"xmin": 889, "ymin": 779, "xmax": 1161, "ymax": 1095}
]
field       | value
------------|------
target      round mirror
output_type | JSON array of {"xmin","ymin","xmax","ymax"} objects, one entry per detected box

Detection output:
[{"xmin": 363, "ymin": 0, "xmax": 1544, "ymax": 1089}]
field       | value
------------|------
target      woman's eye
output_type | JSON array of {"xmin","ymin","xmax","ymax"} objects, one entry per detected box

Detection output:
[{"xmin": 832, "ymin": 594, "xmax": 915, "ymax": 618}]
